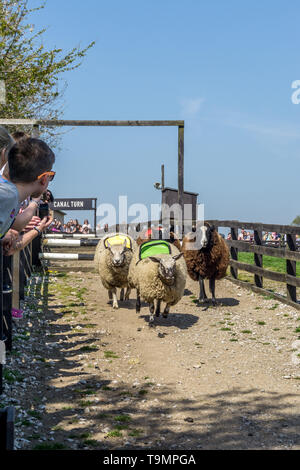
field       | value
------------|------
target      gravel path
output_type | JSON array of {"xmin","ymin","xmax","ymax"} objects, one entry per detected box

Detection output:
[{"xmin": 2, "ymin": 269, "xmax": 300, "ymax": 450}]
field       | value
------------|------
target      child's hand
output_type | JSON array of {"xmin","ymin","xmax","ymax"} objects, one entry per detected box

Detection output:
[{"xmin": 38, "ymin": 216, "xmax": 53, "ymax": 232}]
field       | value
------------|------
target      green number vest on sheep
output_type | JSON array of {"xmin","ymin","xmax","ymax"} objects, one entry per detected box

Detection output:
[{"xmin": 139, "ymin": 240, "xmax": 171, "ymax": 260}]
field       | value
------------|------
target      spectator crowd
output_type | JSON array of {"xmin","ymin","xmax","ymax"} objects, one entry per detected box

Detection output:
[
  {"xmin": 226, "ymin": 228, "xmax": 282, "ymax": 242},
  {"xmin": 226, "ymin": 228, "xmax": 300, "ymax": 244},
  {"xmin": 48, "ymin": 218, "xmax": 92, "ymax": 234}
]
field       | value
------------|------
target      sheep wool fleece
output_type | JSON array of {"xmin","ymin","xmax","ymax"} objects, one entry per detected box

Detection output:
[
  {"xmin": 182, "ymin": 231, "xmax": 230, "ymax": 281},
  {"xmin": 128, "ymin": 243, "xmax": 187, "ymax": 306},
  {"xmin": 94, "ymin": 233, "xmax": 137, "ymax": 290}
]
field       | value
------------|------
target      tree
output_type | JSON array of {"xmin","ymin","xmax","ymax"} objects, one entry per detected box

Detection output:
[
  {"xmin": 0, "ymin": 0, "xmax": 95, "ymax": 145},
  {"xmin": 291, "ymin": 215, "xmax": 300, "ymax": 226}
]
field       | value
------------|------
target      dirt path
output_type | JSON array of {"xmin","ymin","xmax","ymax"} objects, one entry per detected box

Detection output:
[{"xmin": 3, "ymin": 269, "xmax": 300, "ymax": 450}]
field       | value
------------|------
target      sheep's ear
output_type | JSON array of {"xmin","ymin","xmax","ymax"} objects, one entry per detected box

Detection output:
[
  {"xmin": 173, "ymin": 252, "xmax": 184, "ymax": 261},
  {"xmin": 106, "ymin": 241, "xmax": 113, "ymax": 252},
  {"xmin": 148, "ymin": 256, "xmax": 161, "ymax": 263}
]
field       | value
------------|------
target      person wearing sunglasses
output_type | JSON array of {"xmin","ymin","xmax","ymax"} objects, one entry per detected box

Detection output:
[{"xmin": 0, "ymin": 137, "xmax": 55, "ymax": 240}]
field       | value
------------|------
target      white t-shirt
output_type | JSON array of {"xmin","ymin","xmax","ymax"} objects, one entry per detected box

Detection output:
[
  {"xmin": 0, "ymin": 176, "xmax": 20, "ymax": 238},
  {"xmin": 0, "ymin": 162, "xmax": 7, "ymax": 176}
]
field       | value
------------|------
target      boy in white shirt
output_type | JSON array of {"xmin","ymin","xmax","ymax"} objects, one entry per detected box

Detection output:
[{"xmin": 0, "ymin": 137, "xmax": 55, "ymax": 246}]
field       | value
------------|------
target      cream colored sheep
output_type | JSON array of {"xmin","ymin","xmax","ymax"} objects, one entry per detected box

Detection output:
[
  {"xmin": 128, "ymin": 241, "xmax": 187, "ymax": 326},
  {"xmin": 94, "ymin": 233, "xmax": 137, "ymax": 309}
]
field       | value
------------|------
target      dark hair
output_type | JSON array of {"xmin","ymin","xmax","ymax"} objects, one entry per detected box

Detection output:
[
  {"xmin": 11, "ymin": 131, "xmax": 30, "ymax": 143},
  {"xmin": 8, "ymin": 138, "xmax": 55, "ymax": 183},
  {"xmin": 0, "ymin": 126, "xmax": 14, "ymax": 155},
  {"xmin": 42, "ymin": 189, "xmax": 54, "ymax": 203}
]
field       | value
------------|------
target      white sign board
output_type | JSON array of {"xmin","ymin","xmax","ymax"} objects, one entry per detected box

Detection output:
[
  {"xmin": 0, "ymin": 81, "xmax": 6, "ymax": 104},
  {"xmin": 0, "ymin": 340, "xmax": 6, "ymax": 365}
]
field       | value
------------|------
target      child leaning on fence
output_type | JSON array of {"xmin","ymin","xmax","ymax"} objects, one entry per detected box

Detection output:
[{"xmin": 0, "ymin": 136, "xmax": 56, "ymax": 252}]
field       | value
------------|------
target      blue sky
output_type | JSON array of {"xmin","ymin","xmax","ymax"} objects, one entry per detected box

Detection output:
[{"xmin": 29, "ymin": 0, "xmax": 300, "ymax": 227}]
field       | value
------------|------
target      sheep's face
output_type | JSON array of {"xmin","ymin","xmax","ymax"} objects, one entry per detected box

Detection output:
[
  {"xmin": 198, "ymin": 225, "xmax": 215, "ymax": 250},
  {"xmin": 184, "ymin": 225, "xmax": 215, "ymax": 251},
  {"xmin": 107, "ymin": 240, "xmax": 128, "ymax": 267},
  {"xmin": 149, "ymin": 253, "xmax": 184, "ymax": 285}
]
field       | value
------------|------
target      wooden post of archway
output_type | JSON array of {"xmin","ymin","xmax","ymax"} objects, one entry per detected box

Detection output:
[{"xmin": 0, "ymin": 119, "xmax": 185, "ymax": 224}]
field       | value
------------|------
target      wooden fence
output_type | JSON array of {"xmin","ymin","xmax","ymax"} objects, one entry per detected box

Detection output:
[
  {"xmin": 0, "ymin": 236, "xmax": 41, "ymax": 449},
  {"xmin": 206, "ymin": 220, "xmax": 300, "ymax": 310}
]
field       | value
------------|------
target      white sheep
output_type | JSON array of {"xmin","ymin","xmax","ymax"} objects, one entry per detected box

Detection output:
[
  {"xmin": 94, "ymin": 233, "xmax": 137, "ymax": 309},
  {"xmin": 128, "ymin": 240, "xmax": 187, "ymax": 326}
]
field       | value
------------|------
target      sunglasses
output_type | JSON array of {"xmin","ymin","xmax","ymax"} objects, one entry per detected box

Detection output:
[{"xmin": 37, "ymin": 171, "xmax": 56, "ymax": 182}]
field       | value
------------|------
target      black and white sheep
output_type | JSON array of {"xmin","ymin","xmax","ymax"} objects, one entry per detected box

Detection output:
[{"xmin": 181, "ymin": 223, "xmax": 230, "ymax": 305}]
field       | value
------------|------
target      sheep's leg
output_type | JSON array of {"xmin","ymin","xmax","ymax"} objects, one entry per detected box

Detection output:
[
  {"xmin": 149, "ymin": 303, "xmax": 155, "ymax": 326},
  {"xmin": 162, "ymin": 304, "xmax": 170, "ymax": 318},
  {"xmin": 155, "ymin": 299, "xmax": 161, "ymax": 317},
  {"xmin": 199, "ymin": 276, "xmax": 208, "ymax": 302},
  {"xmin": 120, "ymin": 288, "xmax": 124, "ymax": 301},
  {"xmin": 112, "ymin": 288, "xmax": 118, "ymax": 309},
  {"xmin": 209, "ymin": 278, "xmax": 217, "ymax": 306},
  {"xmin": 108, "ymin": 290, "xmax": 113, "ymax": 303},
  {"xmin": 125, "ymin": 287, "xmax": 131, "ymax": 300},
  {"xmin": 136, "ymin": 289, "xmax": 141, "ymax": 313}
]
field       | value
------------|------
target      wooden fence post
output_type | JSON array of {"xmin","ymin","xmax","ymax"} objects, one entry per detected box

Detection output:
[
  {"xmin": 12, "ymin": 252, "xmax": 20, "ymax": 311},
  {"xmin": 230, "ymin": 227, "xmax": 238, "ymax": 279},
  {"xmin": 19, "ymin": 250, "xmax": 25, "ymax": 301},
  {"xmin": 2, "ymin": 255, "xmax": 12, "ymax": 352},
  {"xmin": 0, "ymin": 407, "xmax": 15, "ymax": 450},
  {"xmin": 31, "ymin": 235, "xmax": 41, "ymax": 267},
  {"xmin": 0, "ymin": 243, "xmax": 3, "ymax": 394},
  {"xmin": 178, "ymin": 125, "xmax": 184, "ymax": 237},
  {"xmin": 286, "ymin": 233, "xmax": 297, "ymax": 303},
  {"xmin": 254, "ymin": 229, "xmax": 263, "ymax": 288}
]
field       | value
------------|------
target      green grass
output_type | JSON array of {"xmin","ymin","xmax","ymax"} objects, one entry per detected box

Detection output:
[
  {"xmin": 84, "ymin": 439, "xmax": 99, "ymax": 447},
  {"xmin": 104, "ymin": 350, "xmax": 119, "ymax": 359},
  {"xmin": 79, "ymin": 400, "xmax": 93, "ymax": 407},
  {"xmin": 114, "ymin": 415, "xmax": 131, "ymax": 423},
  {"xmin": 106, "ymin": 430, "xmax": 123, "ymax": 438},
  {"xmin": 75, "ymin": 388, "xmax": 97, "ymax": 396},
  {"xmin": 27, "ymin": 410, "xmax": 41, "ymax": 419},
  {"xmin": 269, "ymin": 304, "xmax": 279, "ymax": 310},
  {"xmin": 238, "ymin": 253, "xmax": 300, "ymax": 276},
  {"xmin": 96, "ymin": 413, "xmax": 110, "ymax": 419},
  {"xmin": 33, "ymin": 442, "xmax": 67, "ymax": 450},
  {"xmin": 114, "ymin": 424, "xmax": 129, "ymax": 430},
  {"xmin": 21, "ymin": 419, "xmax": 32, "ymax": 427},
  {"xmin": 79, "ymin": 345, "xmax": 99, "ymax": 353},
  {"xmin": 80, "ymin": 432, "xmax": 92, "ymax": 439},
  {"xmin": 3, "ymin": 369, "xmax": 23, "ymax": 384},
  {"xmin": 129, "ymin": 429, "xmax": 144, "ymax": 437}
]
